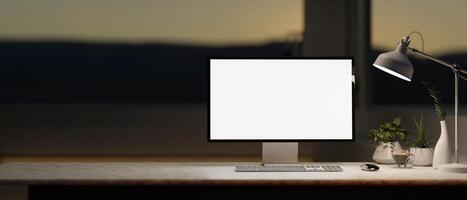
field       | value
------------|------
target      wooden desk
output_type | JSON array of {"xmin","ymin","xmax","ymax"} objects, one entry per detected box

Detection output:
[{"xmin": 1, "ymin": 162, "xmax": 467, "ymax": 199}]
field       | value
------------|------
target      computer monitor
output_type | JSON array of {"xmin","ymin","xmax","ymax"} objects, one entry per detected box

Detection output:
[{"xmin": 209, "ymin": 58, "xmax": 354, "ymax": 164}]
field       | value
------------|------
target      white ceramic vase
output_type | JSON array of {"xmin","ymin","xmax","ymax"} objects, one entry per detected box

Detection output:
[
  {"xmin": 410, "ymin": 147, "xmax": 433, "ymax": 166},
  {"xmin": 372, "ymin": 141, "xmax": 401, "ymax": 164},
  {"xmin": 433, "ymin": 120, "xmax": 451, "ymax": 169}
]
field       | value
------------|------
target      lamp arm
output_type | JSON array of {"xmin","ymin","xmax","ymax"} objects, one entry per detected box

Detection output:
[
  {"xmin": 459, "ymin": 73, "xmax": 467, "ymax": 82},
  {"xmin": 408, "ymin": 47, "xmax": 467, "ymax": 76},
  {"xmin": 408, "ymin": 48, "xmax": 455, "ymax": 69}
]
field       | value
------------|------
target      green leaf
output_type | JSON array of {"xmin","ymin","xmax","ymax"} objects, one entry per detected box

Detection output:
[
  {"xmin": 393, "ymin": 117, "xmax": 401, "ymax": 126},
  {"xmin": 368, "ymin": 117, "xmax": 408, "ymax": 144},
  {"xmin": 411, "ymin": 114, "xmax": 431, "ymax": 148},
  {"xmin": 422, "ymin": 81, "xmax": 446, "ymax": 120}
]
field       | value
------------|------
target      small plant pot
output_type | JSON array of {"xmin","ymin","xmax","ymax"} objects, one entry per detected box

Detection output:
[
  {"xmin": 410, "ymin": 147, "xmax": 433, "ymax": 166},
  {"xmin": 372, "ymin": 142, "xmax": 401, "ymax": 164}
]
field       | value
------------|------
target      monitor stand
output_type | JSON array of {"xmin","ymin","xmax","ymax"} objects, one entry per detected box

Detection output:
[{"xmin": 262, "ymin": 142, "xmax": 298, "ymax": 164}]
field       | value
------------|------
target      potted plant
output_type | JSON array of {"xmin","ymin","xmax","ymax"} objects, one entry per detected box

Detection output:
[
  {"xmin": 422, "ymin": 81, "xmax": 450, "ymax": 168},
  {"xmin": 409, "ymin": 114, "xmax": 433, "ymax": 166},
  {"xmin": 369, "ymin": 117, "xmax": 408, "ymax": 164}
]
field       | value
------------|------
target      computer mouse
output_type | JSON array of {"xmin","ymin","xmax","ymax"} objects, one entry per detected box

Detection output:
[{"xmin": 360, "ymin": 163, "xmax": 380, "ymax": 171}]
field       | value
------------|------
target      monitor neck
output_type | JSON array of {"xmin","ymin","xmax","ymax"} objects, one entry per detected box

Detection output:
[{"xmin": 262, "ymin": 142, "xmax": 298, "ymax": 164}]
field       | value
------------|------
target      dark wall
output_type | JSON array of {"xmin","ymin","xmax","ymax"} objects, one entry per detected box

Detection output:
[
  {"xmin": 0, "ymin": 104, "xmax": 258, "ymax": 156},
  {"xmin": 0, "ymin": 42, "xmax": 288, "ymax": 103}
]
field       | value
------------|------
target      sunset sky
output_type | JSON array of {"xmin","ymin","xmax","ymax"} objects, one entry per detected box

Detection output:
[
  {"xmin": 0, "ymin": 0, "xmax": 303, "ymax": 45},
  {"xmin": 1, "ymin": 0, "xmax": 466, "ymax": 54},
  {"xmin": 372, "ymin": 0, "xmax": 467, "ymax": 55}
]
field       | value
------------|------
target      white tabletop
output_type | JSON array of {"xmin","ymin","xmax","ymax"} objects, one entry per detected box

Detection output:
[{"xmin": 0, "ymin": 162, "xmax": 466, "ymax": 185}]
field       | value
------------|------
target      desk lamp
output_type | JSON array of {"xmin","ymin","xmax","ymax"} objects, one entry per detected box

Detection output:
[{"xmin": 373, "ymin": 32, "xmax": 467, "ymax": 173}]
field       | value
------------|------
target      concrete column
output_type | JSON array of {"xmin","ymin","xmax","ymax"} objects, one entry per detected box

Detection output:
[{"xmin": 303, "ymin": 0, "xmax": 371, "ymax": 107}]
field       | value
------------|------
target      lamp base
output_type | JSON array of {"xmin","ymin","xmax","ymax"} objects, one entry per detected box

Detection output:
[{"xmin": 438, "ymin": 163, "xmax": 467, "ymax": 173}]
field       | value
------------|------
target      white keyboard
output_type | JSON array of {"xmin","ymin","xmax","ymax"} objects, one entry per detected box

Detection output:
[{"xmin": 235, "ymin": 164, "xmax": 343, "ymax": 172}]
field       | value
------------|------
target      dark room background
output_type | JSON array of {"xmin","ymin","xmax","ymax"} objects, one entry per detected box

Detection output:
[
  {"xmin": 0, "ymin": 0, "xmax": 466, "ymax": 163},
  {"xmin": 0, "ymin": 0, "xmax": 302, "ymax": 103}
]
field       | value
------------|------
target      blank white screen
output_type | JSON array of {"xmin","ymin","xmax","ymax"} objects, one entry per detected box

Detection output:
[{"xmin": 210, "ymin": 59, "xmax": 353, "ymax": 140}]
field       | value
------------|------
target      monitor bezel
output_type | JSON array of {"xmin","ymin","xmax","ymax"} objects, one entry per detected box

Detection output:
[{"xmin": 208, "ymin": 57, "xmax": 355, "ymax": 142}]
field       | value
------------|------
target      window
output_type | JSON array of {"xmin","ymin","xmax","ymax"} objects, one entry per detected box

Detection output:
[
  {"xmin": 0, "ymin": 0, "xmax": 303, "ymax": 103},
  {"xmin": 371, "ymin": 0, "xmax": 467, "ymax": 105}
]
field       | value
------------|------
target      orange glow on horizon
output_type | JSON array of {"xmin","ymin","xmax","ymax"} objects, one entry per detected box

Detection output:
[
  {"xmin": 0, "ymin": 0, "xmax": 303, "ymax": 45},
  {"xmin": 372, "ymin": 0, "xmax": 467, "ymax": 55}
]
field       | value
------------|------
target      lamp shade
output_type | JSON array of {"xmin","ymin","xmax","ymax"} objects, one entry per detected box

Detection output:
[{"xmin": 373, "ymin": 50, "xmax": 414, "ymax": 82}]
